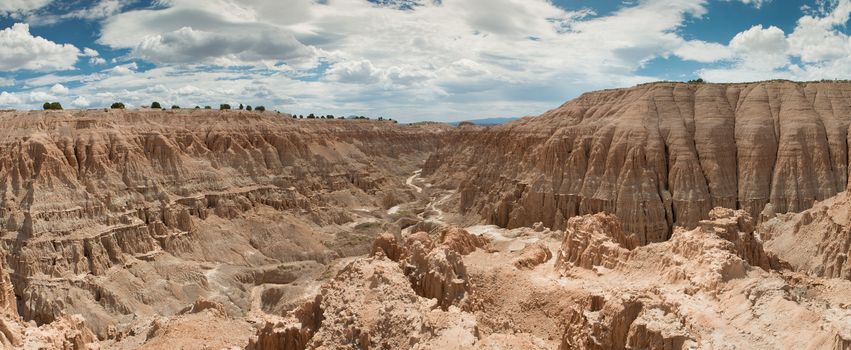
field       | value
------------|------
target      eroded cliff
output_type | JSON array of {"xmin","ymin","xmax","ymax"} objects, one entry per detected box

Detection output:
[
  {"xmin": 0, "ymin": 109, "xmax": 448, "ymax": 341},
  {"xmin": 425, "ymin": 81, "xmax": 851, "ymax": 243}
]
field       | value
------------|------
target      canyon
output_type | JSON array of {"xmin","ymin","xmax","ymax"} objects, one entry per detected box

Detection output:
[{"xmin": 1, "ymin": 80, "xmax": 851, "ymax": 349}]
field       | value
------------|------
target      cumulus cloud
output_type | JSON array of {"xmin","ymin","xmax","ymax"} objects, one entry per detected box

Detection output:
[
  {"xmin": 730, "ymin": 25, "xmax": 789, "ymax": 54},
  {"xmin": 700, "ymin": 0, "xmax": 851, "ymax": 82},
  {"xmin": 0, "ymin": 92, "xmax": 22, "ymax": 105},
  {"xmin": 107, "ymin": 62, "xmax": 138, "ymax": 75},
  {"xmin": 50, "ymin": 83, "xmax": 69, "ymax": 95},
  {"xmin": 72, "ymin": 96, "xmax": 91, "ymax": 108},
  {"xmin": 0, "ymin": 23, "xmax": 79, "ymax": 71},
  {"xmin": 326, "ymin": 60, "xmax": 382, "ymax": 84},
  {"xmin": 133, "ymin": 26, "xmax": 314, "ymax": 65},
  {"xmin": 83, "ymin": 48, "xmax": 99, "ymax": 57}
]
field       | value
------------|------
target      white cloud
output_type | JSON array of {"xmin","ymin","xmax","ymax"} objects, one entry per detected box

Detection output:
[
  {"xmin": 26, "ymin": 0, "xmax": 135, "ymax": 25},
  {"xmin": 730, "ymin": 25, "xmax": 789, "ymax": 54},
  {"xmin": 728, "ymin": 25, "xmax": 790, "ymax": 69},
  {"xmin": 107, "ymin": 62, "xmax": 138, "ymax": 75},
  {"xmin": 326, "ymin": 60, "xmax": 382, "ymax": 84},
  {"xmin": 29, "ymin": 91, "xmax": 56, "ymax": 103},
  {"xmin": 38, "ymin": 0, "xmax": 726, "ymax": 120},
  {"xmin": 0, "ymin": 23, "xmax": 79, "ymax": 71},
  {"xmin": 0, "ymin": 92, "xmax": 22, "ymax": 105},
  {"xmin": 50, "ymin": 83, "xmax": 69, "ymax": 95},
  {"xmin": 82, "ymin": 47, "xmax": 107, "ymax": 65},
  {"xmin": 7, "ymin": 0, "xmax": 851, "ymax": 120},
  {"xmin": 0, "ymin": 0, "xmax": 53, "ymax": 16},
  {"xmin": 83, "ymin": 48, "xmax": 100, "ymax": 57},
  {"xmin": 133, "ymin": 26, "xmax": 314, "ymax": 65},
  {"xmin": 729, "ymin": 0, "xmax": 772, "ymax": 8},
  {"xmin": 701, "ymin": 0, "xmax": 851, "ymax": 82},
  {"xmin": 674, "ymin": 40, "xmax": 736, "ymax": 63},
  {"xmin": 65, "ymin": 0, "xmax": 128, "ymax": 20},
  {"xmin": 72, "ymin": 96, "xmax": 91, "ymax": 108}
]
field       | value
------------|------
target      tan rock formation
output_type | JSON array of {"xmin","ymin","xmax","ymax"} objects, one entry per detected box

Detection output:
[
  {"xmin": 512, "ymin": 242, "xmax": 552, "ymax": 269},
  {"xmin": 439, "ymin": 226, "xmax": 491, "ymax": 255},
  {"xmin": 554, "ymin": 213, "xmax": 637, "ymax": 270},
  {"xmin": 425, "ymin": 81, "xmax": 851, "ymax": 243},
  {"xmin": 761, "ymin": 191, "xmax": 851, "ymax": 279},
  {"xmin": 249, "ymin": 255, "xmax": 480, "ymax": 350},
  {"xmin": 561, "ymin": 294, "xmax": 695, "ymax": 350},
  {"xmin": 699, "ymin": 207, "xmax": 787, "ymax": 271},
  {"xmin": 0, "ymin": 109, "xmax": 448, "ymax": 343},
  {"xmin": 549, "ymin": 211, "xmax": 851, "ymax": 349}
]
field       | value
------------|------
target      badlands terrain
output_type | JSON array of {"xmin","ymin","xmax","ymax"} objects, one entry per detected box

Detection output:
[{"xmin": 0, "ymin": 80, "xmax": 850, "ymax": 349}]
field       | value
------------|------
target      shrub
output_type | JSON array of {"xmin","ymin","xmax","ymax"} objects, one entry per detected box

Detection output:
[
  {"xmin": 171, "ymin": 105, "xmax": 180, "ymax": 109},
  {"xmin": 307, "ymin": 113, "xmax": 315, "ymax": 119},
  {"xmin": 204, "ymin": 106, "xmax": 212, "ymax": 109},
  {"xmin": 43, "ymin": 102, "xmax": 63, "ymax": 110},
  {"xmin": 246, "ymin": 105, "xmax": 252, "ymax": 111},
  {"xmin": 151, "ymin": 102, "xmax": 162, "ymax": 109},
  {"xmin": 687, "ymin": 78, "xmax": 705, "ymax": 84},
  {"xmin": 220, "ymin": 104, "xmax": 231, "ymax": 110},
  {"xmin": 111, "ymin": 102, "xmax": 125, "ymax": 109},
  {"xmin": 255, "ymin": 106, "xmax": 266, "ymax": 112},
  {"xmin": 238, "ymin": 103, "xmax": 244, "ymax": 110},
  {"xmin": 195, "ymin": 106, "xmax": 200, "ymax": 109}
]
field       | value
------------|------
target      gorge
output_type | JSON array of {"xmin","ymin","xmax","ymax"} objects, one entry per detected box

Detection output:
[{"xmin": 1, "ymin": 81, "xmax": 851, "ymax": 349}]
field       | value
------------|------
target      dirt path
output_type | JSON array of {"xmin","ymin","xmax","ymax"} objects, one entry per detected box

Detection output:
[{"xmin": 406, "ymin": 169, "xmax": 423, "ymax": 193}]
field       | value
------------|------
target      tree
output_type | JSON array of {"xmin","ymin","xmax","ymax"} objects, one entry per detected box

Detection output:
[
  {"xmin": 307, "ymin": 113, "xmax": 315, "ymax": 119},
  {"xmin": 43, "ymin": 102, "xmax": 63, "ymax": 110},
  {"xmin": 171, "ymin": 105, "xmax": 180, "ymax": 109},
  {"xmin": 220, "ymin": 104, "xmax": 231, "ymax": 110},
  {"xmin": 111, "ymin": 102, "xmax": 125, "ymax": 109},
  {"xmin": 239, "ymin": 103, "xmax": 244, "ymax": 110},
  {"xmin": 246, "ymin": 105, "xmax": 252, "ymax": 111},
  {"xmin": 195, "ymin": 106, "xmax": 200, "ymax": 109},
  {"xmin": 204, "ymin": 106, "xmax": 212, "ymax": 109},
  {"xmin": 687, "ymin": 78, "xmax": 705, "ymax": 84},
  {"xmin": 255, "ymin": 106, "xmax": 266, "ymax": 112},
  {"xmin": 151, "ymin": 102, "xmax": 162, "ymax": 109}
]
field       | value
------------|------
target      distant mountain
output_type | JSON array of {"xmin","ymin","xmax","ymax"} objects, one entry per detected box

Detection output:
[{"xmin": 448, "ymin": 117, "xmax": 519, "ymax": 126}]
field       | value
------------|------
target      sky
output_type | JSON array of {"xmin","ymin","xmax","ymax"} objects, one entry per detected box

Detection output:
[{"xmin": 0, "ymin": 0, "xmax": 850, "ymax": 122}]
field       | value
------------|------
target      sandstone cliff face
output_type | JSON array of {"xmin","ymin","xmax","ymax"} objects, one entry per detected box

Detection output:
[
  {"xmin": 425, "ymin": 81, "xmax": 851, "ymax": 243},
  {"xmin": 0, "ymin": 110, "xmax": 447, "ymax": 338}
]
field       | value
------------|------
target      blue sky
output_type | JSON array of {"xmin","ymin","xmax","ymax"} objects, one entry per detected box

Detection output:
[{"xmin": 0, "ymin": 0, "xmax": 850, "ymax": 122}]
